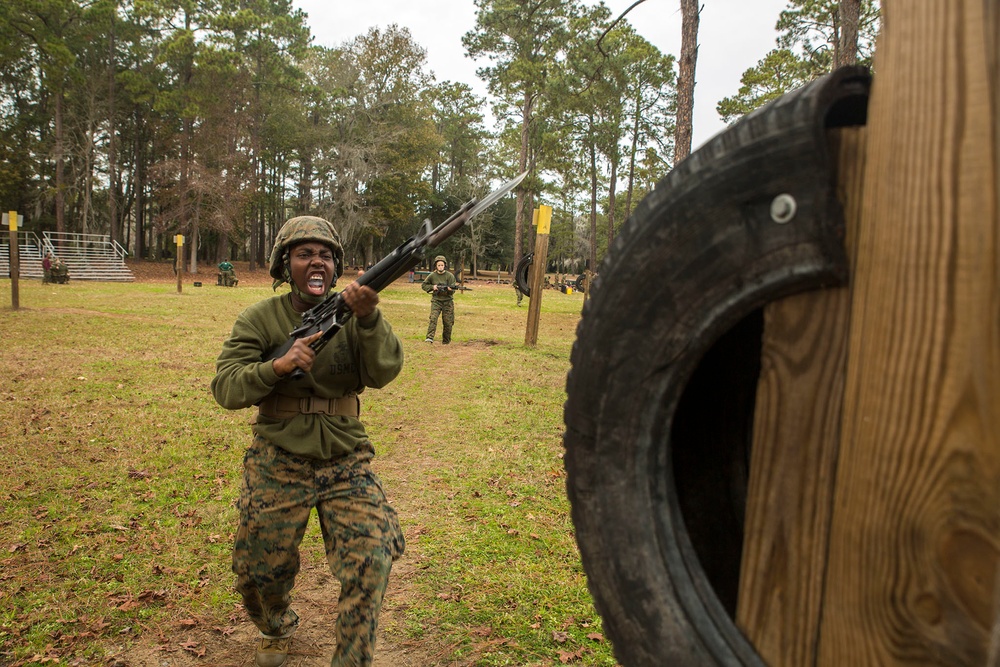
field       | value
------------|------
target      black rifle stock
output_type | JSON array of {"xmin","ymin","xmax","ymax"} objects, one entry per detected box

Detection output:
[{"xmin": 264, "ymin": 172, "xmax": 525, "ymax": 379}]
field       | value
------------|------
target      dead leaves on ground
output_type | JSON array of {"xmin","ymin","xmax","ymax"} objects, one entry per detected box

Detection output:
[{"xmin": 546, "ymin": 616, "xmax": 607, "ymax": 664}]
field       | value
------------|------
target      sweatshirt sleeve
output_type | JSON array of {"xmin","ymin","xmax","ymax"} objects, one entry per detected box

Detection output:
[
  {"xmin": 211, "ymin": 311, "xmax": 283, "ymax": 410},
  {"xmin": 353, "ymin": 308, "xmax": 404, "ymax": 389},
  {"xmin": 421, "ymin": 273, "xmax": 434, "ymax": 293}
]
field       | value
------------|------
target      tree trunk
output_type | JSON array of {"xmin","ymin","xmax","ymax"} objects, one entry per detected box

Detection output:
[
  {"xmin": 180, "ymin": 114, "xmax": 191, "ymax": 270},
  {"xmin": 837, "ymin": 0, "xmax": 861, "ymax": 67},
  {"xmin": 108, "ymin": 13, "xmax": 120, "ymax": 244},
  {"xmin": 625, "ymin": 93, "xmax": 641, "ymax": 221},
  {"xmin": 298, "ymin": 109, "xmax": 317, "ymax": 214},
  {"xmin": 607, "ymin": 158, "xmax": 618, "ymax": 247},
  {"xmin": 248, "ymin": 49, "xmax": 263, "ymax": 272},
  {"xmin": 82, "ymin": 117, "xmax": 94, "ymax": 236},
  {"xmin": 134, "ymin": 121, "xmax": 146, "ymax": 259},
  {"xmin": 675, "ymin": 0, "xmax": 700, "ymax": 164},
  {"xmin": 55, "ymin": 89, "xmax": 66, "ymax": 235},
  {"xmin": 514, "ymin": 89, "xmax": 533, "ymax": 269},
  {"xmin": 588, "ymin": 136, "xmax": 598, "ymax": 274},
  {"xmin": 188, "ymin": 191, "xmax": 200, "ymax": 274},
  {"xmin": 178, "ymin": 9, "xmax": 193, "ymax": 273}
]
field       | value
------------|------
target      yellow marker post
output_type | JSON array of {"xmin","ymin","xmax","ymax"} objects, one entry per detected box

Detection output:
[
  {"xmin": 524, "ymin": 205, "xmax": 552, "ymax": 346},
  {"xmin": 175, "ymin": 234, "xmax": 184, "ymax": 294},
  {"xmin": 8, "ymin": 210, "xmax": 19, "ymax": 310}
]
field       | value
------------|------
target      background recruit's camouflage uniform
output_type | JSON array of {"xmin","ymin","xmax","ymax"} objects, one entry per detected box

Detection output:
[
  {"xmin": 421, "ymin": 255, "xmax": 456, "ymax": 343},
  {"xmin": 211, "ymin": 217, "xmax": 405, "ymax": 666},
  {"xmin": 50, "ymin": 258, "xmax": 69, "ymax": 284}
]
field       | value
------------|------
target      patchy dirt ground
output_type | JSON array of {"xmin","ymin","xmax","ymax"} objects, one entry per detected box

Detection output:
[
  {"xmin": 119, "ymin": 261, "xmax": 466, "ymax": 666},
  {"xmin": 121, "ymin": 514, "xmax": 443, "ymax": 667}
]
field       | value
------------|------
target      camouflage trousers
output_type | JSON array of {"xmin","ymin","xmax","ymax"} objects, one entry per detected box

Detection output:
[
  {"xmin": 426, "ymin": 298, "xmax": 454, "ymax": 343},
  {"xmin": 234, "ymin": 436, "xmax": 405, "ymax": 666}
]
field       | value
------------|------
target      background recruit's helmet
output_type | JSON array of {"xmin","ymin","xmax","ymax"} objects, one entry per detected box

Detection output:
[{"xmin": 268, "ymin": 216, "xmax": 345, "ymax": 284}]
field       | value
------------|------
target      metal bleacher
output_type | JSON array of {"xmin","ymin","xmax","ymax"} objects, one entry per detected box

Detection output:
[{"xmin": 0, "ymin": 231, "xmax": 134, "ymax": 282}]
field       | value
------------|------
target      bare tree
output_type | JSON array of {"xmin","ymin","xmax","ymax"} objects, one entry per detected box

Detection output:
[
  {"xmin": 675, "ymin": 0, "xmax": 700, "ymax": 164},
  {"xmin": 837, "ymin": 0, "xmax": 862, "ymax": 66}
]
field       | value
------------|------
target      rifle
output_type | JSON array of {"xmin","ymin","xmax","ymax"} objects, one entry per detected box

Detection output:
[{"xmin": 266, "ymin": 171, "xmax": 526, "ymax": 379}]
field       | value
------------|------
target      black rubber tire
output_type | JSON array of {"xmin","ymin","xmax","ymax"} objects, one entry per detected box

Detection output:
[
  {"xmin": 562, "ymin": 67, "xmax": 869, "ymax": 666},
  {"xmin": 575, "ymin": 273, "xmax": 587, "ymax": 291},
  {"xmin": 562, "ymin": 205, "xmax": 774, "ymax": 667},
  {"xmin": 514, "ymin": 253, "xmax": 533, "ymax": 296}
]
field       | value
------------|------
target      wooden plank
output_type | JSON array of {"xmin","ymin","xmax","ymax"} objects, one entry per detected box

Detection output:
[
  {"xmin": 736, "ymin": 128, "xmax": 865, "ymax": 666},
  {"xmin": 989, "ymin": 6, "xmax": 1000, "ymax": 664},
  {"xmin": 817, "ymin": 1, "xmax": 1000, "ymax": 664}
]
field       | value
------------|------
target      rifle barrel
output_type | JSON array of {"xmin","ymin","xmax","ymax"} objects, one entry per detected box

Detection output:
[
  {"xmin": 357, "ymin": 244, "xmax": 422, "ymax": 293},
  {"xmin": 427, "ymin": 202, "xmax": 475, "ymax": 247}
]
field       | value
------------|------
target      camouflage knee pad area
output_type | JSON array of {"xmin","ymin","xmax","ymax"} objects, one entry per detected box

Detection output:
[{"xmin": 233, "ymin": 437, "xmax": 405, "ymax": 645}]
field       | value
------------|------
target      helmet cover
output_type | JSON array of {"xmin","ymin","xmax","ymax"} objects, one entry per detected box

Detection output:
[{"xmin": 268, "ymin": 216, "xmax": 345, "ymax": 290}]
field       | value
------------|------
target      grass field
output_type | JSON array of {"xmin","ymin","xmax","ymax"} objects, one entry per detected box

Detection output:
[{"xmin": 0, "ymin": 271, "xmax": 619, "ymax": 667}]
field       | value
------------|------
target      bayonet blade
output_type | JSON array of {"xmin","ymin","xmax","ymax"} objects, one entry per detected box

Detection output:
[{"xmin": 467, "ymin": 171, "xmax": 528, "ymax": 220}]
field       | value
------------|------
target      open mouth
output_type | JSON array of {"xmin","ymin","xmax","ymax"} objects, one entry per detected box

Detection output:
[{"xmin": 306, "ymin": 273, "xmax": 326, "ymax": 294}]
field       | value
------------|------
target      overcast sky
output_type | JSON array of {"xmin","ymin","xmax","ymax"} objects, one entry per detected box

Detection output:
[{"xmin": 289, "ymin": 0, "xmax": 791, "ymax": 150}]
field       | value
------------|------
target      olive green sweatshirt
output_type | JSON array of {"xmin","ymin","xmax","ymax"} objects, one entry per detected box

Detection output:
[
  {"xmin": 211, "ymin": 292, "xmax": 404, "ymax": 459},
  {"xmin": 421, "ymin": 270, "xmax": 456, "ymax": 301}
]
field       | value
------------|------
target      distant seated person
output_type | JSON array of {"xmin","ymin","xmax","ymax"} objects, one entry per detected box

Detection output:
[
  {"xmin": 218, "ymin": 259, "xmax": 238, "ymax": 287},
  {"xmin": 50, "ymin": 257, "xmax": 70, "ymax": 284}
]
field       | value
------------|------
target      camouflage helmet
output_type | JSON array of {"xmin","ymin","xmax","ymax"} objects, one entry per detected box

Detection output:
[
  {"xmin": 268, "ymin": 215, "xmax": 344, "ymax": 284},
  {"xmin": 433, "ymin": 255, "xmax": 448, "ymax": 269}
]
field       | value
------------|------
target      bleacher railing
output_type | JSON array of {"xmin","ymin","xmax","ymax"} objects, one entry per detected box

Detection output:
[
  {"xmin": 43, "ymin": 231, "xmax": 127, "ymax": 260},
  {"xmin": 2, "ymin": 231, "xmax": 43, "ymax": 254}
]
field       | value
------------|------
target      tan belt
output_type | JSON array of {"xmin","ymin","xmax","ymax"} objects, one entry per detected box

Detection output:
[{"xmin": 256, "ymin": 393, "xmax": 360, "ymax": 420}]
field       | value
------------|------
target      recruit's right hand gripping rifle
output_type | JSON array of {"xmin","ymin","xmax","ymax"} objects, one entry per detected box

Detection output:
[{"xmin": 266, "ymin": 171, "xmax": 527, "ymax": 380}]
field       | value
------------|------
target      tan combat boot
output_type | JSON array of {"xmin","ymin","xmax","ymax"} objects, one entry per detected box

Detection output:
[{"xmin": 255, "ymin": 634, "xmax": 292, "ymax": 667}]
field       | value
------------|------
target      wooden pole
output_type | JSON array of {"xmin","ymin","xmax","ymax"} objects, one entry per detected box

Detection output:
[
  {"xmin": 524, "ymin": 205, "xmax": 551, "ymax": 347},
  {"xmin": 740, "ymin": 2, "xmax": 1000, "ymax": 665},
  {"xmin": 175, "ymin": 234, "xmax": 184, "ymax": 294},
  {"xmin": 817, "ymin": 2, "xmax": 1000, "ymax": 663},
  {"xmin": 7, "ymin": 210, "xmax": 19, "ymax": 310},
  {"xmin": 736, "ymin": 129, "xmax": 864, "ymax": 666}
]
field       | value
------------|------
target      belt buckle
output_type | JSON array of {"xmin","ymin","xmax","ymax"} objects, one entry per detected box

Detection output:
[{"xmin": 300, "ymin": 395, "xmax": 334, "ymax": 415}]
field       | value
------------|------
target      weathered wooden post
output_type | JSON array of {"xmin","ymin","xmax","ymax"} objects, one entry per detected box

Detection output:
[
  {"xmin": 175, "ymin": 234, "xmax": 184, "ymax": 294},
  {"xmin": 6, "ymin": 210, "xmax": 20, "ymax": 310},
  {"xmin": 739, "ymin": 2, "xmax": 1000, "ymax": 665},
  {"xmin": 524, "ymin": 205, "xmax": 551, "ymax": 347}
]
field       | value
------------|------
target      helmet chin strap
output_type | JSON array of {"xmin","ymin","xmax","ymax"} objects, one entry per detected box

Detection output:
[{"xmin": 275, "ymin": 250, "xmax": 332, "ymax": 305}]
